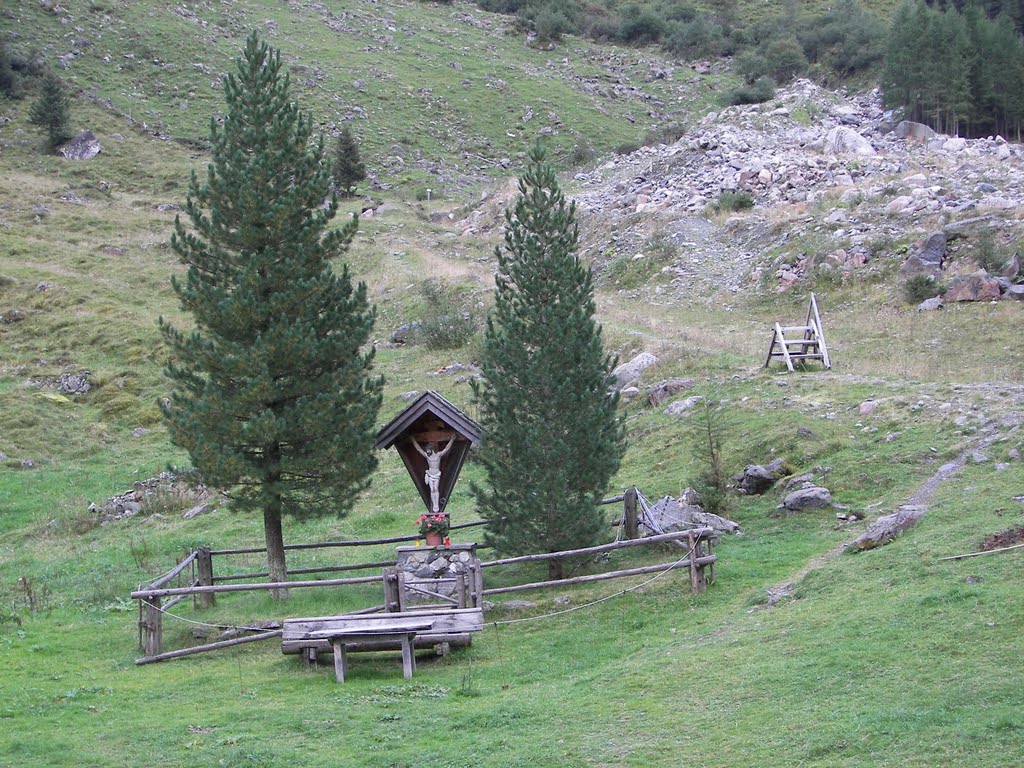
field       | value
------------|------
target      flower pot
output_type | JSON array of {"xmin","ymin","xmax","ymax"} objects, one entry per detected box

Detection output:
[{"xmin": 425, "ymin": 532, "xmax": 444, "ymax": 547}]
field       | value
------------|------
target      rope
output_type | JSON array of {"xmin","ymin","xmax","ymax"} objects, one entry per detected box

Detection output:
[
  {"xmin": 148, "ymin": 602, "xmax": 259, "ymax": 632},
  {"xmin": 489, "ymin": 536, "xmax": 699, "ymax": 628}
]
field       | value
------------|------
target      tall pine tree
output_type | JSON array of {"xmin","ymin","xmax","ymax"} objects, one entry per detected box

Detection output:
[
  {"xmin": 160, "ymin": 32, "xmax": 383, "ymax": 599},
  {"xmin": 332, "ymin": 125, "xmax": 367, "ymax": 198},
  {"xmin": 472, "ymin": 144, "xmax": 625, "ymax": 580}
]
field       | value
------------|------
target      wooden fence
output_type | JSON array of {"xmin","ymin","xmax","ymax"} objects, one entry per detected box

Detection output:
[{"xmin": 130, "ymin": 520, "xmax": 716, "ymax": 664}]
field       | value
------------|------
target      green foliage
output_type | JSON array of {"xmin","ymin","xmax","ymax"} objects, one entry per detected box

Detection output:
[
  {"xmin": 686, "ymin": 391, "xmax": 733, "ymax": 518},
  {"xmin": 725, "ymin": 76, "xmax": 776, "ymax": 105},
  {"xmin": 418, "ymin": 278, "xmax": 478, "ymax": 350},
  {"xmin": 798, "ymin": 0, "xmax": 886, "ymax": 75},
  {"xmin": 715, "ymin": 190, "xmax": 755, "ymax": 212},
  {"xmin": 332, "ymin": 125, "xmax": 367, "ymax": 198},
  {"xmin": 0, "ymin": 41, "xmax": 26, "ymax": 99},
  {"xmin": 883, "ymin": 0, "xmax": 1024, "ymax": 138},
  {"xmin": 618, "ymin": 5, "xmax": 668, "ymax": 44},
  {"xmin": 159, "ymin": 32, "xmax": 383, "ymax": 588},
  {"xmin": 973, "ymin": 227, "xmax": 1010, "ymax": 273},
  {"xmin": 902, "ymin": 273, "xmax": 944, "ymax": 304},
  {"xmin": 28, "ymin": 70, "xmax": 71, "ymax": 151},
  {"xmin": 472, "ymin": 144, "xmax": 625, "ymax": 579},
  {"xmin": 664, "ymin": 16, "xmax": 729, "ymax": 58}
]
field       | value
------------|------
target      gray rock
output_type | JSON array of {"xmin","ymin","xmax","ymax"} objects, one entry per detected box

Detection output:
[
  {"xmin": 1000, "ymin": 252, "xmax": 1020, "ymax": 280},
  {"xmin": 848, "ymin": 504, "xmax": 926, "ymax": 551},
  {"xmin": 647, "ymin": 377, "xmax": 695, "ymax": 406},
  {"xmin": 917, "ymin": 296, "xmax": 944, "ymax": 311},
  {"xmin": 782, "ymin": 486, "xmax": 832, "ymax": 511},
  {"xmin": 182, "ymin": 503, "xmax": 214, "ymax": 520},
  {"xmin": 612, "ymin": 352, "xmax": 658, "ymax": 389},
  {"xmin": 56, "ymin": 131, "xmax": 102, "ymax": 160},
  {"xmin": 664, "ymin": 395, "xmax": 702, "ymax": 416},
  {"xmin": 1003, "ymin": 285, "xmax": 1024, "ymax": 301},
  {"xmin": 970, "ymin": 451, "xmax": 989, "ymax": 464},
  {"xmin": 900, "ymin": 232, "xmax": 946, "ymax": 278},
  {"xmin": 858, "ymin": 399, "xmax": 878, "ymax": 415},
  {"xmin": 739, "ymin": 464, "xmax": 778, "ymax": 495},
  {"xmin": 822, "ymin": 127, "xmax": 875, "ymax": 156},
  {"xmin": 893, "ymin": 121, "xmax": 936, "ymax": 141},
  {"xmin": 644, "ymin": 496, "xmax": 740, "ymax": 535},
  {"xmin": 390, "ymin": 322, "xmax": 423, "ymax": 344}
]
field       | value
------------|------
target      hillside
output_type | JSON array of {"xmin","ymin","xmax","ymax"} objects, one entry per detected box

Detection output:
[{"xmin": 2, "ymin": 1, "xmax": 1024, "ymax": 766}]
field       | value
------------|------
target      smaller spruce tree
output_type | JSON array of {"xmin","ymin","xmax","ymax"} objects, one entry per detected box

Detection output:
[
  {"xmin": 29, "ymin": 70, "xmax": 71, "ymax": 151},
  {"xmin": 332, "ymin": 125, "xmax": 367, "ymax": 197},
  {"xmin": 472, "ymin": 143, "xmax": 625, "ymax": 579}
]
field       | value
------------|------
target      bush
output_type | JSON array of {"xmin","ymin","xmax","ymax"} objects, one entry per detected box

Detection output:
[
  {"xmin": 974, "ymin": 228, "xmax": 1009, "ymax": 274},
  {"xmin": 534, "ymin": 5, "xmax": 575, "ymax": 42},
  {"xmin": 762, "ymin": 37, "xmax": 808, "ymax": 82},
  {"xmin": 903, "ymin": 274, "xmax": 944, "ymax": 304},
  {"xmin": 618, "ymin": 7, "xmax": 667, "ymax": 44},
  {"xmin": 726, "ymin": 76, "xmax": 776, "ymax": 105},
  {"xmin": 716, "ymin": 190, "xmax": 754, "ymax": 212},
  {"xmin": 664, "ymin": 17, "xmax": 727, "ymax": 58},
  {"xmin": 418, "ymin": 279, "xmax": 479, "ymax": 350},
  {"xmin": 0, "ymin": 42, "xmax": 24, "ymax": 99}
]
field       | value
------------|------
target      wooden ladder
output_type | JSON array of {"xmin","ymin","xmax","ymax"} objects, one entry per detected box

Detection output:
[{"xmin": 764, "ymin": 293, "xmax": 831, "ymax": 372}]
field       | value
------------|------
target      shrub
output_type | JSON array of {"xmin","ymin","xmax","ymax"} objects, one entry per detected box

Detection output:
[
  {"xmin": 618, "ymin": 7, "xmax": 667, "ymax": 44},
  {"xmin": 664, "ymin": 17, "xmax": 727, "ymax": 58},
  {"xmin": 903, "ymin": 274, "xmax": 943, "ymax": 304},
  {"xmin": 974, "ymin": 228, "xmax": 1009, "ymax": 274},
  {"xmin": 726, "ymin": 76, "xmax": 776, "ymax": 105},
  {"xmin": 419, "ymin": 279, "xmax": 479, "ymax": 350},
  {"xmin": 716, "ymin": 190, "xmax": 754, "ymax": 212}
]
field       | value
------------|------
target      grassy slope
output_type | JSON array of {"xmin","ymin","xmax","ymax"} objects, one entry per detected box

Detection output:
[{"xmin": 2, "ymin": 2, "xmax": 1023, "ymax": 766}]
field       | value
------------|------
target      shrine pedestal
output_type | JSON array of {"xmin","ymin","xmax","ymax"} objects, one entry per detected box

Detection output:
[{"xmin": 395, "ymin": 544, "xmax": 482, "ymax": 608}]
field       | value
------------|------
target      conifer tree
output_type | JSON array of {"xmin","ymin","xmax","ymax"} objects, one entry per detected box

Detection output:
[
  {"xmin": 332, "ymin": 124, "xmax": 366, "ymax": 198},
  {"xmin": 160, "ymin": 32, "xmax": 383, "ymax": 599},
  {"xmin": 29, "ymin": 70, "xmax": 71, "ymax": 151},
  {"xmin": 471, "ymin": 144, "xmax": 625, "ymax": 580}
]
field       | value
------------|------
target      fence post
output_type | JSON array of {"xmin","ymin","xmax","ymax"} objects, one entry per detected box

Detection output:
[
  {"xmin": 196, "ymin": 547, "xmax": 216, "ymax": 608},
  {"xmin": 142, "ymin": 596, "xmax": 163, "ymax": 657},
  {"xmin": 623, "ymin": 486, "xmax": 639, "ymax": 540},
  {"xmin": 687, "ymin": 531, "xmax": 706, "ymax": 594}
]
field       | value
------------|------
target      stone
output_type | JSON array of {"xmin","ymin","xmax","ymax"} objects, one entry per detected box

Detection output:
[
  {"xmin": 644, "ymin": 496, "xmax": 740, "ymax": 535},
  {"xmin": 848, "ymin": 505, "xmax": 927, "ymax": 551},
  {"xmin": 182, "ymin": 502, "xmax": 214, "ymax": 520},
  {"xmin": 917, "ymin": 297, "xmax": 944, "ymax": 311},
  {"xmin": 893, "ymin": 121, "xmax": 936, "ymax": 141},
  {"xmin": 858, "ymin": 399, "xmax": 878, "ymax": 415},
  {"xmin": 1000, "ymin": 252, "xmax": 1020, "ymax": 280},
  {"xmin": 131, "ymin": 427, "xmax": 149, "ymax": 438},
  {"xmin": 56, "ymin": 131, "xmax": 102, "ymax": 160},
  {"xmin": 944, "ymin": 272, "xmax": 1001, "ymax": 302},
  {"xmin": 647, "ymin": 377, "xmax": 695, "ymax": 406},
  {"xmin": 822, "ymin": 127, "xmax": 875, "ymax": 156},
  {"xmin": 664, "ymin": 395, "xmax": 702, "ymax": 416},
  {"xmin": 620, "ymin": 386, "xmax": 640, "ymax": 398},
  {"xmin": 390, "ymin": 321, "xmax": 422, "ymax": 344},
  {"xmin": 900, "ymin": 231, "xmax": 946, "ymax": 279},
  {"xmin": 612, "ymin": 352, "xmax": 658, "ymax": 389},
  {"xmin": 739, "ymin": 465, "xmax": 778, "ymax": 495},
  {"xmin": 970, "ymin": 451, "xmax": 989, "ymax": 464},
  {"xmin": 1002, "ymin": 285, "xmax": 1024, "ymax": 301},
  {"xmin": 782, "ymin": 486, "xmax": 832, "ymax": 511},
  {"xmin": 942, "ymin": 137, "xmax": 967, "ymax": 152}
]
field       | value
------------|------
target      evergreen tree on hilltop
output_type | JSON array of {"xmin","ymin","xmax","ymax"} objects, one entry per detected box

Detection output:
[
  {"xmin": 332, "ymin": 124, "xmax": 367, "ymax": 198},
  {"xmin": 471, "ymin": 144, "xmax": 625, "ymax": 580},
  {"xmin": 29, "ymin": 70, "xmax": 71, "ymax": 151},
  {"xmin": 160, "ymin": 31, "xmax": 383, "ymax": 599}
]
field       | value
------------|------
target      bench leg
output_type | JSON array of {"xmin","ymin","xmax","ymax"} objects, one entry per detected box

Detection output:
[
  {"xmin": 303, "ymin": 647, "xmax": 317, "ymax": 669},
  {"xmin": 401, "ymin": 634, "xmax": 415, "ymax": 679},
  {"xmin": 332, "ymin": 640, "xmax": 348, "ymax": 683}
]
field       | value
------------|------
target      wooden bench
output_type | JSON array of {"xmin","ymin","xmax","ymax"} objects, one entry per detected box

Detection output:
[{"xmin": 282, "ymin": 608, "xmax": 484, "ymax": 682}]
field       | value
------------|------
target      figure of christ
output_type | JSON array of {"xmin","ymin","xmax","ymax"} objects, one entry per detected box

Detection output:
[{"xmin": 412, "ymin": 437, "xmax": 455, "ymax": 513}]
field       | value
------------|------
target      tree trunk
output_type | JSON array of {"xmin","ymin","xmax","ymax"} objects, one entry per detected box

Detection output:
[{"xmin": 264, "ymin": 500, "xmax": 288, "ymax": 599}]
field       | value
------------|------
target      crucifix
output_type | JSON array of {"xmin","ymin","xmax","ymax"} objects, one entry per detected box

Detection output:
[{"xmin": 411, "ymin": 436, "xmax": 455, "ymax": 513}]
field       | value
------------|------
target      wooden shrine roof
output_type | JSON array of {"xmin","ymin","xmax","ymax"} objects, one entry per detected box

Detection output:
[{"xmin": 374, "ymin": 390, "xmax": 482, "ymax": 450}]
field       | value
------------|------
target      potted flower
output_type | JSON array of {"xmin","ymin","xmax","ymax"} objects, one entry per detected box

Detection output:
[{"xmin": 416, "ymin": 513, "xmax": 450, "ymax": 546}]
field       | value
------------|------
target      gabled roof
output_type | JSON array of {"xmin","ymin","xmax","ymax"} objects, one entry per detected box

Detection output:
[{"xmin": 374, "ymin": 390, "xmax": 482, "ymax": 450}]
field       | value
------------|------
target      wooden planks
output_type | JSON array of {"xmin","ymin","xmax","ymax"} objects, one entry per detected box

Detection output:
[{"xmin": 765, "ymin": 293, "xmax": 831, "ymax": 371}]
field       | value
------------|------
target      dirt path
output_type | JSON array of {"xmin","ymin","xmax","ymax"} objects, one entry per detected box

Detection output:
[{"xmin": 761, "ymin": 428, "xmax": 1006, "ymax": 608}]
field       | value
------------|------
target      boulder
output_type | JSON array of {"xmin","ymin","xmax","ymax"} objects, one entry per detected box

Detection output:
[
  {"xmin": 917, "ymin": 297, "xmax": 944, "ymax": 311},
  {"xmin": 647, "ymin": 377, "xmax": 695, "ymax": 406},
  {"xmin": 1002, "ymin": 284, "xmax": 1024, "ymax": 301},
  {"xmin": 1000, "ymin": 252, "xmax": 1020, "ymax": 280},
  {"xmin": 847, "ymin": 505, "xmax": 926, "ymax": 551},
  {"xmin": 858, "ymin": 399, "xmax": 878, "ymax": 416},
  {"xmin": 892, "ymin": 121, "xmax": 936, "ymax": 141},
  {"xmin": 644, "ymin": 496, "xmax": 741, "ymax": 535},
  {"xmin": 390, "ymin": 322, "xmax": 423, "ymax": 344},
  {"xmin": 56, "ymin": 131, "xmax": 102, "ymax": 160},
  {"xmin": 182, "ymin": 503, "xmax": 214, "ymax": 520},
  {"xmin": 739, "ymin": 464, "xmax": 778, "ymax": 495},
  {"xmin": 822, "ymin": 127, "xmax": 875, "ymax": 156},
  {"xmin": 781, "ymin": 486, "xmax": 832, "ymax": 511},
  {"xmin": 612, "ymin": 352, "xmax": 658, "ymax": 389},
  {"xmin": 900, "ymin": 231, "xmax": 946, "ymax": 279},
  {"xmin": 944, "ymin": 272, "xmax": 1001, "ymax": 302},
  {"xmin": 664, "ymin": 395, "xmax": 702, "ymax": 416}
]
